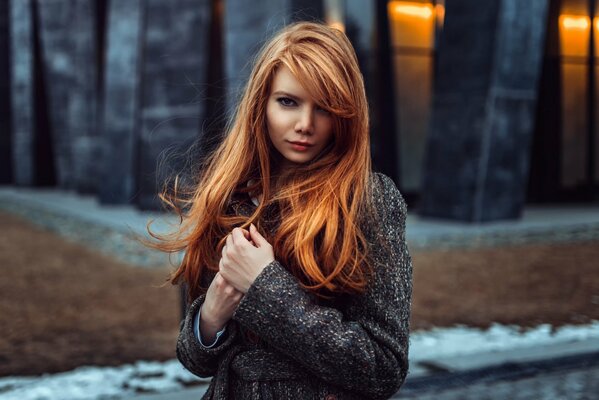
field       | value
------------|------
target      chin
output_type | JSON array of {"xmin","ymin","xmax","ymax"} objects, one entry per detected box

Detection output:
[{"xmin": 285, "ymin": 155, "xmax": 311, "ymax": 164}]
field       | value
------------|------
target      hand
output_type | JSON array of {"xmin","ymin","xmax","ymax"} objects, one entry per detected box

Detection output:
[
  {"xmin": 201, "ymin": 271, "xmax": 244, "ymax": 340},
  {"xmin": 219, "ymin": 224, "xmax": 275, "ymax": 293}
]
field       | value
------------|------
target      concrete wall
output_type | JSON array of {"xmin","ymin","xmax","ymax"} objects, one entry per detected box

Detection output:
[
  {"xmin": 8, "ymin": 0, "xmax": 34, "ymax": 186},
  {"xmin": 6, "ymin": 0, "xmax": 324, "ymax": 209},
  {"xmin": 5, "ymin": 0, "xmax": 552, "ymax": 219},
  {"xmin": 99, "ymin": 0, "xmax": 143, "ymax": 204},
  {"xmin": 0, "ymin": 0, "xmax": 13, "ymax": 184},
  {"xmin": 37, "ymin": 0, "xmax": 99, "ymax": 192},
  {"xmin": 135, "ymin": 0, "xmax": 213, "ymax": 210}
]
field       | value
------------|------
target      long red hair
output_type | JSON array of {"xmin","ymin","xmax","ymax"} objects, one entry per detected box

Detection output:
[{"xmin": 145, "ymin": 21, "xmax": 377, "ymax": 303}]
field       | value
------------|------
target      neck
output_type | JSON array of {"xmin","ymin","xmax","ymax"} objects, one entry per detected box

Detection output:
[{"xmin": 270, "ymin": 154, "xmax": 295, "ymax": 191}]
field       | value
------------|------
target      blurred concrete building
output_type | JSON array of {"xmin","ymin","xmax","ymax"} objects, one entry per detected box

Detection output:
[{"xmin": 1, "ymin": 0, "xmax": 597, "ymax": 221}]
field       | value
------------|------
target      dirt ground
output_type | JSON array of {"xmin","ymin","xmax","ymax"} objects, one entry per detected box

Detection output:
[
  {"xmin": 0, "ymin": 212, "xmax": 180, "ymax": 377},
  {"xmin": 411, "ymin": 242, "xmax": 599, "ymax": 331},
  {"xmin": 1, "ymin": 211, "xmax": 598, "ymax": 377}
]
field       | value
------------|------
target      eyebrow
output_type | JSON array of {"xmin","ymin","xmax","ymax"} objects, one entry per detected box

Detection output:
[{"xmin": 272, "ymin": 91, "xmax": 303, "ymax": 100}]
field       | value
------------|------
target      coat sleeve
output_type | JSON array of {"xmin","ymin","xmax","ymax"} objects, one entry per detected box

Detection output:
[
  {"xmin": 175, "ymin": 276, "xmax": 240, "ymax": 378},
  {"xmin": 232, "ymin": 173, "xmax": 413, "ymax": 399}
]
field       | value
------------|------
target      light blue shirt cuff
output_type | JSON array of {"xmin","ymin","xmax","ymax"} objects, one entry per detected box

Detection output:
[{"xmin": 194, "ymin": 304, "xmax": 226, "ymax": 348}]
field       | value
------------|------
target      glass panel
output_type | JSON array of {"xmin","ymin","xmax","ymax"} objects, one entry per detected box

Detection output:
[
  {"xmin": 595, "ymin": 0, "xmax": 599, "ymax": 184},
  {"xmin": 561, "ymin": 63, "xmax": 588, "ymax": 187},
  {"xmin": 387, "ymin": 0, "xmax": 437, "ymax": 191},
  {"xmin": 392, "ymin": 54, "xmax": 433, "ymax": 190},
  {"xmin": 560, "ymin": 0, "xmax": 590, "ymax": 188},
  {"xmin": 595, "ymin": 65, "xmax": 599, "ymax": 183}
]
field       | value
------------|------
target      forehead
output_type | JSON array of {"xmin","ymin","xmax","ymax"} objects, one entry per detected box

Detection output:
[{"xmin": 270, "ymin": 65, "xmax": 311, "ymax": 99}]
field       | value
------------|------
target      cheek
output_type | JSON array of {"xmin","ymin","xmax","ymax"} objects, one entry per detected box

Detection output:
[
  {"xmin": 317, "ymin": 118, "xmax": 335, "ymax": 142},
  {"xmin": 266, "ymin": 106, "xmax": 287, "ymax": 139}
]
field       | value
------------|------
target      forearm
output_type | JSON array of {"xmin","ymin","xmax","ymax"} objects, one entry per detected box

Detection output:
[{"xmin": 176, "ymin": 294, "xmax": 239, "ymax": 378}]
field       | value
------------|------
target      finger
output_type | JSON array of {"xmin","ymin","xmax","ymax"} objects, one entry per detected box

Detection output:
[
  {"xmin": 241, "ymin": 228, "xmax": 251, "ymax": 240},
  {"xmin": 241, "ymin": 228, "xmax": 256, "ymax": 246},
  {"xmin": 226, "ymin": 232, "xmax": 234, "ymax": 250},
  {"xmin": 249, "ymin": 223, "xmax": 266, "ymax": 246},
  {"xmin": 221, "ymin": 242, "xmax": 227, "ymax": 259},
  {"xmin": 231, "ymin": 227, "xmax": 247, "ymax": 245}
]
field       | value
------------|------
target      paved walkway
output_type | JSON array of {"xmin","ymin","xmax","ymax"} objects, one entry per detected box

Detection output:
[
  {"xmin": 2, "ymin": 186, "xmax": 599, "ymax": 256},
  {"xmin": 0, "ymin": 187, "xmax": 172, "ymax": 267},
  {"xmin": 406, "ymin": 205, "xmax": 599, "ymax": 250}
]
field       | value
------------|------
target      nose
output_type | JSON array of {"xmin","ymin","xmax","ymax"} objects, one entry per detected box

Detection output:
[{"xmin": 294, "ymin": 107, "xmax": 314, "ymax": 134}]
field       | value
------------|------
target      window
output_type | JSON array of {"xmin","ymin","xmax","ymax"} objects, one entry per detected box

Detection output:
[{"xmin": 387, "ymin": 0, "xmax": 444, "ymax": 192}]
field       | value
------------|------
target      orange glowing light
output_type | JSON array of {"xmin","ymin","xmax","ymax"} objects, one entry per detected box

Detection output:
[
  {"xmin": 557, "ymin": 14, "xmax": 599, "ymax": 57},
  {"xmin": 390, "ymin": 2, "xmax": 434, "ymax": 19},
  {"xmin": 561, "ymin": 15, "xmax": 590, "ymax": 30}
]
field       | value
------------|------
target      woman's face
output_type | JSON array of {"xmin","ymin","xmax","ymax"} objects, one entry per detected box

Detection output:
[{"xmin": 266, "ymin": 65, "xmax": 334, "ymax": 172}]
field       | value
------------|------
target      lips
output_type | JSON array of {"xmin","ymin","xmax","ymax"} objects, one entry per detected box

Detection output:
[{"xmin": 288, "ymin": 141, "xmax": 314, "ymax": 147}]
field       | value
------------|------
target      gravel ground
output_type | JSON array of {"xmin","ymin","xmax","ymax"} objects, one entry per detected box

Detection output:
[
  {"xmin": 0, "ymin": 199, "xmax": 169, "ymax": 268},
  {"xmin": 409, "ymin": 222, "xmax": 599, "ymax": 251}
]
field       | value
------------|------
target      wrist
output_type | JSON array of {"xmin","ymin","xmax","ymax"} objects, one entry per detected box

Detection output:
[
  {"xmin": 200, "ymin": 306, "xmax": 226, "ymax": 330},
  {"xmin": 199, "ymin": 303, "xmax": 224, "ymax": 328}
]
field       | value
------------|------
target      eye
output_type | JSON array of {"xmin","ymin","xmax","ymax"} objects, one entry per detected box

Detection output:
[
  {"xmin": 316, "ymin": 106, "xmax": 331, "ymax": 115},
  {"xmin": 276, "ymin": 97, "xmax": 297, "ymax": 107}
]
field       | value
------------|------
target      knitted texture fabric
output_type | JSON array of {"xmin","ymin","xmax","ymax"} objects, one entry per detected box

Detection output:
[{"xmin": 176, "ymin": 172, "xmax": 413, "ymax": 400}]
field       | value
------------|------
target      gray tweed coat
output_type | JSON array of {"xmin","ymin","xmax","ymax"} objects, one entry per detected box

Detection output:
[{"xmin": 176, "ymin": 172, "xmax": 413, "ymax": 399}]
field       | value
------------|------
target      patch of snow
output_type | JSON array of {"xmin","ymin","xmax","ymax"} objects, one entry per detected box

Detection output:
[
  {"xmin": 0, "ymin": 360, "xmax": 207, "ymax": 400},
  {"xmin": 1, "ymin": 321, "xmax": 598, "ymax": 400},
  {"xmin": 410, "ymin": 320, "xmax": 599, "ymax": 360}
]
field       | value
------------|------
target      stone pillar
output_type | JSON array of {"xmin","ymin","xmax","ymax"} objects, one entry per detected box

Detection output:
[
  {"xmin": 420, "ymin": 0, "xmax": 549, "ymax": 222},
  {"xmin": 223, "ymin": 0, "xmax": 323, "ymax": 116},
  {"xmin": 8, "ymin": 0, "xmax": 34, "ymax": 186},
  {"xmin": 69, "ymin": 0, "xmax": 100, "ymax": 193},
  {"xmin": 0, "ymin": 0, "xmax": 13, "ymax": 184},
  {"xmin": 37, "ymin": 0, "xmax": 99, "ymax": 191},
  {"xmin": 99, "ymin": 0, "xmax": 143, "ymax": 204},
  {"xmin": 36, "ymin": 0, "xmax": 72, "ymax": 189},
  {"xmin": 135, "ymin": 0, "xmax": 213, "ymax": 210}
]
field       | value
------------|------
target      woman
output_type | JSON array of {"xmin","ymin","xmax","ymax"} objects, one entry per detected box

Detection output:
[{"xmin": 148, "ymin": 21, "xmax": 413, "ymax": 399}]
